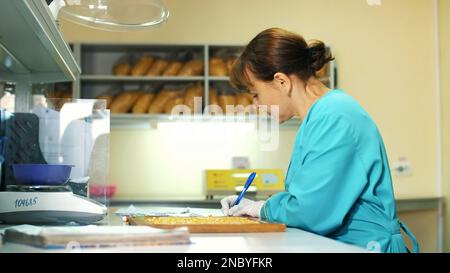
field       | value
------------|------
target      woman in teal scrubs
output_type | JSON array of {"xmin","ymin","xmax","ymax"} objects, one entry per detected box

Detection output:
[{"xmin": 220, "ymin": 28, "xmax": 419, "ymax": 253}]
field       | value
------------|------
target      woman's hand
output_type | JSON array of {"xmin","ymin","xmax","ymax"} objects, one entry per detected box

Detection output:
[{"xmin": 220, "ymin": 195, "xmax": 266, "ymax": 218}]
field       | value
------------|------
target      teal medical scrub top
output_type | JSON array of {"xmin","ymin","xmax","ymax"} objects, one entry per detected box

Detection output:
[{"xmin": 260, "ymin": 89, "xmax": 419, "ymax": 253}]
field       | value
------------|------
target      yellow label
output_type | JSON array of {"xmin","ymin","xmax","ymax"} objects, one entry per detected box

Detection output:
[{"xmin": 206, "ymin": 169, "xmax": 285, "ymax": 192}]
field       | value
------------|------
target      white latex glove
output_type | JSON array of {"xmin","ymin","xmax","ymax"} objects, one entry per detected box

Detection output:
[{"xmin": 220, "ymin": 195, "xmax": 266, "ymax": 218}]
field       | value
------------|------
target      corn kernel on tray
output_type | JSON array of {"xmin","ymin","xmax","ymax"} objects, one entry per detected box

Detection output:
[{"xmin": 128, "ymin": 216, "xmax": 286, "ymax": 233}]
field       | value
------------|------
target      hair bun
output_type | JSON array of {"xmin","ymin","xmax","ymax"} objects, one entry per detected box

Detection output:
[
  {"xmin": 230, "ymin": 28, "xmax": 334, "ymax": 87},
  {"xmin": 308, "ymin": 41, "xmax": 334, "ymax": 73}
]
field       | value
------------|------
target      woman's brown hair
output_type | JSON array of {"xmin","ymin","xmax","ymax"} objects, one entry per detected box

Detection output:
[{"xmin": 230, "ymin": 28, "xmax": 334, "ymax": 90}]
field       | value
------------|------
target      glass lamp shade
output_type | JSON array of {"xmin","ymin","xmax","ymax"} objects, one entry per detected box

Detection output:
[{"xmin": 57, "ymin": 0, "xmax": 169, "ymax": 31}]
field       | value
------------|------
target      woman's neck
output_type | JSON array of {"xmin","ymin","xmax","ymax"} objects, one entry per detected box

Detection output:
[{"xmin": 293, "ymin": 77, "xmax": 332, "ymax": 119}]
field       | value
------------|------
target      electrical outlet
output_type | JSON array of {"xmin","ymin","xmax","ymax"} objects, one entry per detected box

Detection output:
[
  {"xmin": 393, "ymin": 157, "xmax": 412, "ymax": 176},
  {"xmin": 232, "ymin": 156, "xmax": 250, "ymax": 169}
]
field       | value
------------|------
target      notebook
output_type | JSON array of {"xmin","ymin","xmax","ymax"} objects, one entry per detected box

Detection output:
[{"xmin": 3, "ymin": 224, "xmax": 190, "ymax": 249}]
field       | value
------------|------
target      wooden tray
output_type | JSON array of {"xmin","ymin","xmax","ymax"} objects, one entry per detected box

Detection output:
[{"xmin": 128, "ymin": 216, "xmax": 286, "ymax": 233}]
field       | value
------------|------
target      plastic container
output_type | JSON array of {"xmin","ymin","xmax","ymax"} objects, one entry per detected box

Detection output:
[
  {"xmin": 89, "ymin": 184, "xmax": 117, "ymax": 198},
  {"xmin": 12, "ymin": 164, "xmax": 73, "ymax": 186}
]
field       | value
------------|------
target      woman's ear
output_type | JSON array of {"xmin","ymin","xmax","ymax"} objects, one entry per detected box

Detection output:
[{"xmin": 273, "ymin": 72, "xmax": 292, "ymax": 97}]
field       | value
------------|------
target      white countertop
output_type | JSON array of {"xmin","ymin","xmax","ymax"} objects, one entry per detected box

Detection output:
[{"xmin": 0, "ymin": 206, "xmax": 368, "ymax": 253}]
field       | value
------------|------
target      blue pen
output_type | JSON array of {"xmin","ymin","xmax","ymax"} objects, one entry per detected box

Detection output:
[{"xmin": 233, "ymin": 172, "xmax": 257, "ymax": 206}]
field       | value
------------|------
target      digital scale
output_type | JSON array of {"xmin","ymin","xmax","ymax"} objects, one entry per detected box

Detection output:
[
  {"xmin": 0, "ymin": 186, "xmax": 106, "ymax": 225},
  {"xmin": 0, "ymin": 107, "xmax": 108, "ymax": 225}
]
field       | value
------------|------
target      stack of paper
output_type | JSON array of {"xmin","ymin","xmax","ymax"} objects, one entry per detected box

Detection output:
[
  {"xmin": 3, "ymin": 225, "xmax": 190, "ymax": 249},
  {"xmin": 115, "ymin": 205, "xmax": 205, "ymax": 217}
]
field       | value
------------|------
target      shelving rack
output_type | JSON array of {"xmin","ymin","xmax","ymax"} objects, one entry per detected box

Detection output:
[{"xmin": 68, "ymin": 43, "xmax": 337, "ymax": 128}]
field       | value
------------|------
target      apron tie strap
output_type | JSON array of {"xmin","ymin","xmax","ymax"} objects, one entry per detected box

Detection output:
[{"xmin": 399, "ymin": 220, "xmax": 420, "ymax": 253}]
